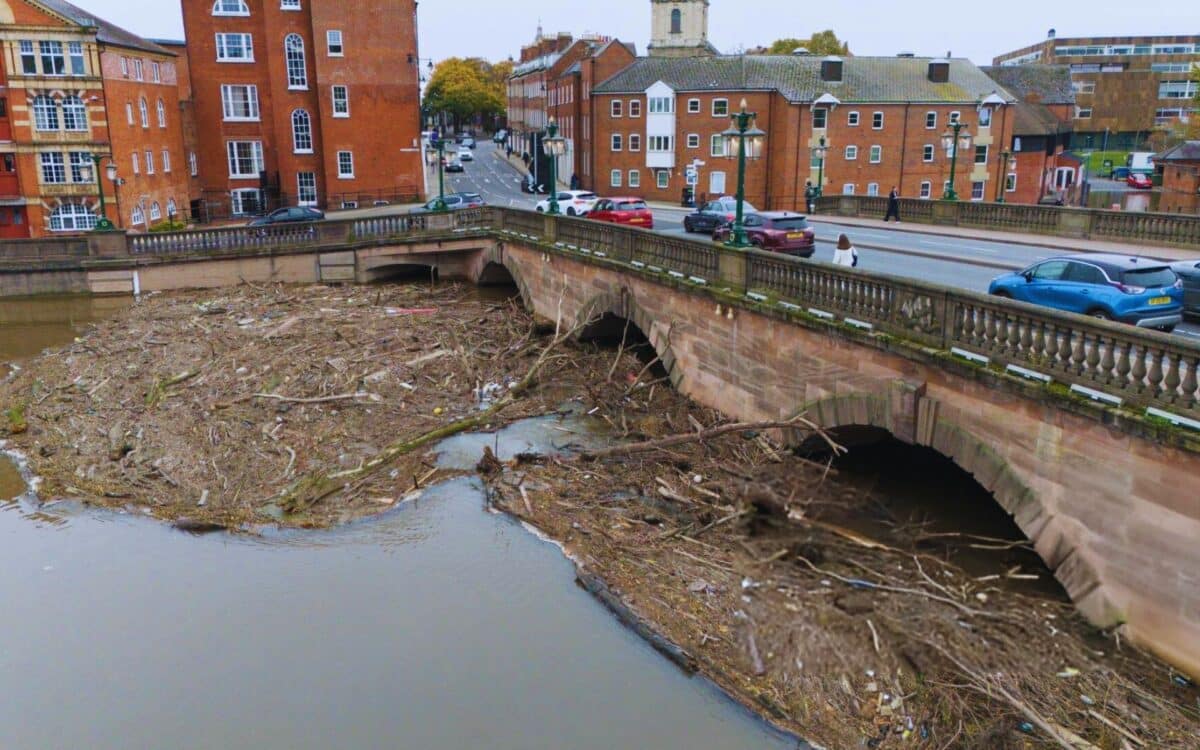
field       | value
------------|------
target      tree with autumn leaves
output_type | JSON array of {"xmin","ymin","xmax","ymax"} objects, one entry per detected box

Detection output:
[
  {"xmin": 423, "ymin": 57, "xmax": 512, "ymax": 131},
  {"xmin": 763, "ymin": 31, "xmax": 851, "ymax": 56}
]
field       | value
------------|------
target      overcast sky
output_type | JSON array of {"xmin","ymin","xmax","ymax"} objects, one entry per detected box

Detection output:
[{"xmin": 70, "ymin": 0, "xmax": 1199, "ymax": 67}]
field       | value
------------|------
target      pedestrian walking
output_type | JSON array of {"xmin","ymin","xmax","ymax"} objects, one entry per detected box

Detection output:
[
  {"xmin": 804, "ymin": 181, "xmax": 816, "ymax": 214},
  {"xmin": 884, "ymin": 187, "xmax": 901, "ymax": 223},
  {"xmin": 832, "ymin": 233, "xmax": 859, "ymax": 268}
]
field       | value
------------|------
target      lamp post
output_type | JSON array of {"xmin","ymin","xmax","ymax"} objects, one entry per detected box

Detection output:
[
  {"xmin": 424, "ymin": 128, "xmax": 448, "ymax": 212},
  {"xmin": 720, "ymin": 98, "xmax": 766, "ymax": 249},
  {"xmin": 79, "ymin": 153, "xmax": 117, "ymax": 231},
  {"xmin": 542, "ymin": 117, "xmax": 567, "ymax": 215},
  {"xmin": 996, "ymin": 150, "xmax": 1012, "ymax": 203},
  {"xmin": 941, "ymin": 118, "xmax": 972, "ymax": 201},
  {"xmin": 810, "ymin": 136, "xmax": 828, "ymax": 199}
]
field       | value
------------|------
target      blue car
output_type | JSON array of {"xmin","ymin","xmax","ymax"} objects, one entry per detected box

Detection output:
[{"xmin": 988, "ymin": 254, "xmax": 1183, "ymax": 332}]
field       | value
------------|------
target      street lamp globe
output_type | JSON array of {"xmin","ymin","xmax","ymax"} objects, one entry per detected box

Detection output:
[
  {"xmin": 743, "ymin": 124, "xmax": 766, "ymax": 159},
  {"xmin": 958, "ymin": 130, "xmax": 973, "ymax": 152},
  {"xmin": 105, "ymin": 163, "xmax": 118, "ymax": 182},
  {"xmin": 720, "ymin": 124, "xmax": 741, "ymax": 158},
  {"xmin": 78, "ymin": 162, "xmax": 94, "ymax": 183}
]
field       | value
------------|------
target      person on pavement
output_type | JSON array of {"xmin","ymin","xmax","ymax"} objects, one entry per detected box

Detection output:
[
  {"xmin": 832, "ymin": 234, "xmax": 859, "ymax": 268},
  {"xmin": 804, "ymin": 181, "xmax": 816, "ymax": 214},
  {"xmin": 884, "ymin": 187, "xmax": 901, "ymax": 223}
]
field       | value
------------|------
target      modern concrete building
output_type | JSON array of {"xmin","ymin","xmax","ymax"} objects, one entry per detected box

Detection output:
[
  {"xmin": 181, "ymin": 0, "xmax": 425, "ymax": 218},
  {"xmin": 994, "ymin": 31, "xmax": 1200, "ymax": 150}
]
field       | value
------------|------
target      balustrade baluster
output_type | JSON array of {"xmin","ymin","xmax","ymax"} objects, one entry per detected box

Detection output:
[
  {"xmin": 1130, "ymin": 343, "xmax": 1148, "ymax": 392},
  {"xmin": 1005, "ymin": 313, "xmax": 1021, "ymax": 354},
  {"xmin": 1085, "ymin": 333, "xmax": 1101, "ymax": 380},
  {"xmin": 984, "ymin": 309, "xmax": 999, "ymax": 350},
  {"xmin": 1098, "ymin": 336, "xmax": 1116, "ymax": 384},
  {"xmin": 1163, "ymin": 353, "xmax": 1183, "ymax": 403},
  {"xmin": 1146, "ymin": 347, "xmax": 1165, "ymax": 399},
  {"xmin": 1070, "ymin": 330, "xmax": 1087, "ymax": 374},
  {"xmin": 1019, "ymin": 317, "xmax": 1033, "ymax": 354}
]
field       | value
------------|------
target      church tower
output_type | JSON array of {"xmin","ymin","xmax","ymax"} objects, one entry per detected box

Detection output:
[{"xmin": 648, "ymin": 0, "xmax": 716, "ymax": 58}]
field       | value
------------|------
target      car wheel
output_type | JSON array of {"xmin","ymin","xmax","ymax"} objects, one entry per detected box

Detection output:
[
  {"xmin": 1160, "ymin": 325, "xmax": 1177, "ymax": 334},
  {"xmin": 567, "ymin": 207, "xmax": 577, "ymax": 217},
  {"xmin": 991, "ymin": 290, "xmax": 1012, "ymax": 299},
  {"xmin": 1089, "ymin": 309, "xmax": 1113, "ymax": 321},
  {"xmin": 683, "ymin": 219, "xmax": 693, "ymax": 233},
  {"xmin": 536, "ymin": 206, "xmax": 544, "ymax": 213}
]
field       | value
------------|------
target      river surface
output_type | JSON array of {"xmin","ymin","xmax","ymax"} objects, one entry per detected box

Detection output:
[{"xmin": 0, "ymin": 294, "xmax": 799, "ymax": 749}]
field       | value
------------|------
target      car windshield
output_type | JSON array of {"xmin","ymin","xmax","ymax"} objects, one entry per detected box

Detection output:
[
  {"xmin": 462, "ymin": 194, "xmax": 482, "ymax": 202},
  {"xmin": 618, "ymin": 201, "xmax": 647, "ymax": 211},
  {"xmin": 576, "ymin": 193, "xmax": 596, "ymax": 200},
  {"xmin": 768, "ymin": 217, "xmax": 810, "ymax": 230},
  {"xmin": 1122, "ymin": 267, "xmax": 1177, "ymax": 288}
]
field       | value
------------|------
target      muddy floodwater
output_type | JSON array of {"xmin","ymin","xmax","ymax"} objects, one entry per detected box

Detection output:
[{"xmin": 0, "ymin": 293, "xmax": 798, "ymax": 749}]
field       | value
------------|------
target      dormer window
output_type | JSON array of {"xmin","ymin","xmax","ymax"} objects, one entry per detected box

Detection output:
[{"xmin": 213, "ymin": 0, "xmax": 249, "ymax": 16}]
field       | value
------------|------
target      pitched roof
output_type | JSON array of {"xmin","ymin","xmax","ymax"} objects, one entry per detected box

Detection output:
[
  {"xmin": 593, "ymin": 55, "xmax": 1015, "ymax": 104},
  {"xmin": 1155, "ymin": 141, "xmax": 1200, "ymax": 162},
  {"xmin": 980, "ymin": 65, "xmax": 1074, "ymax": 104},
  {"xmin": 36, "ymin": 0, "xmax": 173, "ymax": 56},
  {"xmin": 1011, "ymin": 101, "xmax": 1070, "ymax": 136}
]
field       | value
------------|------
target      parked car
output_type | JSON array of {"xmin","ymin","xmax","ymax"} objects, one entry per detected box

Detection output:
[
  {"xmin": 683, "ymin": 197, "xmax": 759, "ymax": 233},
  {"xmin": 711, "ymin": 212, "xmax": 816, "ymax": 256},
  {"xmin": 445, "ymin": 158, "xmax": 464, "ymax": 173},
  {"xmin": 1127, "ymin": 173, "xmax": 1153, "ymax": 189},
  {"xmin": 988, "ymin": 254, "xmax": 1183, "ymax": 332},
  {"xmin": 535, "ymin": 190, "xmax": 598, "ymax": 216},
  {"xmin": 1170, "ymin": 260, "xmax": 1200, "ymax": 319},
  {"xmin": 408, "ymin": 192, "xmax": 485, "ymax": 214},
  {"xmin": 462, "ymin": 137, "xmax": 476, "ymax": 149},
  {"xmin": 457, "ymin": 147, "xmax": 473, "ymax": 162},
  {"xmin": 1110, "ymin": 166, "xmax": 1131, "ymax": 181},
  {"xmin": 493, "ymin": 129, "xmax": 508, "ymax": 143},
  {"xmin": 586, "ymin": 197, "xmax": 653, "ymax": 229},
  {"xmin": 247, "ymin": 206, "xmax": 325, "ymax": 227}
]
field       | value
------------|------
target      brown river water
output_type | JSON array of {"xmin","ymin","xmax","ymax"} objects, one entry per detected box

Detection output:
[{"xmin": 0, "ymin": 292, "xmax": 802, "ymax": 749}]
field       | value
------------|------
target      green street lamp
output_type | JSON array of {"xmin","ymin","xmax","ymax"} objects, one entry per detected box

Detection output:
[
  {"xmin": 543, "ymin": 117, "xmax": 567, "ymax": 215},
  {"xmin": 810, "ymin": 135, "xmax": 828, "ymax": 200},
  {"xmin": 79, "ymin": 153, "xmax": 117, "ymax": 231},
  {"xmin": 720, "ymin": 98, "xmax": 766, "ymax": 249},
  {"xmin": 996, "ymin": 149, "xmax": 1013, "ymax": 203},
  {"xmin": 425, "ymin": 130, "xmax": 448, "ymax": 212},
  {"xmin": 941, "ymin": 118, "xmax": 972, "ymax": 201}
]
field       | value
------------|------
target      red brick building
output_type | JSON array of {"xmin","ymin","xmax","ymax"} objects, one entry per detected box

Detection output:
[
  {"xmin": 545, "ymin": 37, "xmax": 636, "ymax": 190},
  {"xmin": 97, "ymin": 33, "xmax": 191, "ymax": 230},
  {"xmin": 0, "ymin": 0, "xmax": 116, "ymax": 237},
  {"xmin": 506, "ymin": 27, "xmax": 575, "ymax": 157},
  {"xmin": 181, "ymin": 0, "xmax": 424, "ymax": 218},
  {"xmin": 1155, "ymin": 141, "xmax": 1200, "ymax": 214},
  {"xmin": 153, "ymin": 39, "xmax": 204, "ymax": 217},
  {"xmin": 591, "ymin": 55, "xmax": 1017, "ymax": 209},
  {"xmin": 982, "ymin": 65, "xmax": 1081, "ymax": 205}
]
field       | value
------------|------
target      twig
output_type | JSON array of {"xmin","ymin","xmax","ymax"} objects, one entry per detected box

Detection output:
[
  {"xmin": 866, "ymin": 618, "xmax": 881, "ymax": 654},
  {"xmin": 577, "ymin": 416, "xmax": 836, "ymax": 461},
  {"xmin": 794, "ymin": 556, "xmax": 993, "ymax": 618}
]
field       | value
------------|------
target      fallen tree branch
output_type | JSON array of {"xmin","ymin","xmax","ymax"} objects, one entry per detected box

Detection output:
[{"xmin": 216, "ymin": 391, "xmax": 369, "ymax": 409}]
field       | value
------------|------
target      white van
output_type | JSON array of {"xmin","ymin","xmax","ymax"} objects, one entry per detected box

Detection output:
[{"xmin": 1126, "ymin": 152, "xmax": 1156, "ymax": 174}]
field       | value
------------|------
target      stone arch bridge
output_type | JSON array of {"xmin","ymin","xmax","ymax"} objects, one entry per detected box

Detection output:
[{"xmin": 29, "ymin": 207, "xmax": 1200, "ymax": 677}]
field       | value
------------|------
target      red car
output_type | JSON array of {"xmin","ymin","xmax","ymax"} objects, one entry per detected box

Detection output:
[
  {"xmin": 712, "ymin": 211, "xmax": 816, "ymax": 257},
  {"xmin": 1127, "ymin": 173, "xmax": 1153, "ymax": 189},
  {"xmin": 586, "ymin": 197, "xmax": 654, "ymax": 229}
]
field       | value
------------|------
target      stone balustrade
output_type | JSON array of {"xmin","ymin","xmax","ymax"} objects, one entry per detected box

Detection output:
[{"xmin": 815, "ymin": 194, "xmax": 1200, "ymax": 248}]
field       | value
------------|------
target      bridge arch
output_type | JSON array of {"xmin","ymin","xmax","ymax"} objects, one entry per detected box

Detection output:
[
  {"xmin": 790, "ymin": 392, "xmax": 1117, "ymax": 629},
  {"xmin": 469, "ymin": 245, "xmax": 535, "ymax": 312},
  {"xmin": 575, "ymin": 288, "xmax": 681, "ymax": 389}
]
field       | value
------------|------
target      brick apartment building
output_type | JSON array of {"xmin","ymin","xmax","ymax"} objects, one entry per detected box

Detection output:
[
  {"xmin": 506, "ymin": 27, "xmax": 575, "ymax": 156},
  {"xmin": 982, "ymin": 65, "xmax": 1081, "ymax": 205},
  {"xmin": 181, "ymin": 0, "xmax": 424, "ymax": 218},
  {"xmin": 154, "ymin": 38, "xmax": 204, "ymax": 217},
  {"xmin": 0, "ymin": 0, "xmax": 193, "ymax": 238},
  {"xmin": 545, "ymin": 37, "xmax": 636, "ymax": 190},
  {"xmin": 993, "ymin": 31, "xmax": 1200, "ymax": 150},
  {"xmin": 1155, "ymin": 140, "xmax": 1200, "ymax": 214},
  {"xmin": 592, "ymin": 55, "xmax": 1015, "ymax": 209}
]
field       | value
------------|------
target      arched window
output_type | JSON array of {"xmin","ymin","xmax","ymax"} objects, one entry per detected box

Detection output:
[
  {"xmin": 212, "ymin": 0, "xmax": 249, "ymax": 15},
  {"xmin": 131, "ymin": 204, "xmax": 145, "ymax": 226},
  {"xmin": 150, "ymin": 201, "xmax": 162, "ymax": 222},
  {"xmin": 49, "ymin": 202, "xmax": 96, "ymax": 231},
  {"xmin": 61, "ymin": 95, "xmax": 87, "ymax": 131},
  {"xmin": 139, "ymin": 97, "xmax": 148, "ymax": 128},
  {"xmin": 156, "ymin": 99, "xmax": 166, "ymax": 128},
  {"xmin": 670, "ymin": 8, "xmax": 682, "ymax": 34},
  {"xmin": 285, "ymin": 34, "xmax": 307, "ymax": 89},
  {"xmin": 33, "ymin": 95, "xmax": 59, "ymax": 130},
  {"xmin": 291, "ymin": 109, "xmax": 312, "ymax": 152}
]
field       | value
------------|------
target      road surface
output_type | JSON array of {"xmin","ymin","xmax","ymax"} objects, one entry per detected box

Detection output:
[{"xmin": 441, "ymin": 141, "xmax": 1199, "ymax": 339}]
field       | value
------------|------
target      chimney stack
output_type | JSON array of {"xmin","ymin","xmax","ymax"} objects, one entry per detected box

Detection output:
[{"xmin": 928, "ymin": 59, "xmax": 950, "ymax": 83}]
